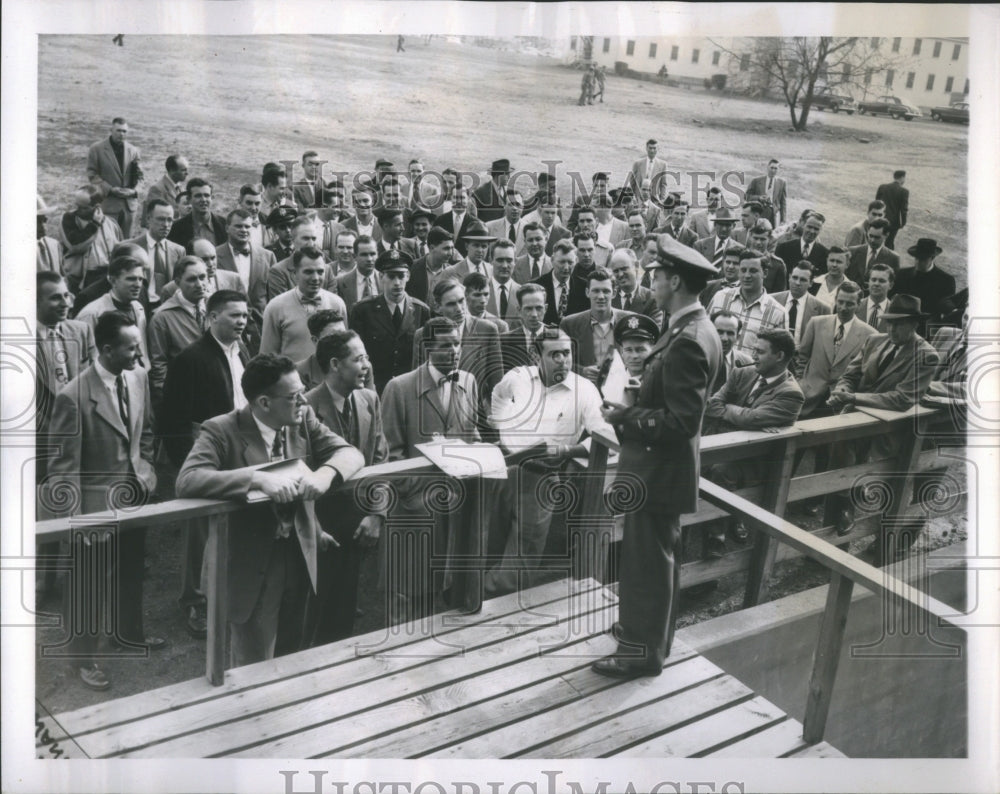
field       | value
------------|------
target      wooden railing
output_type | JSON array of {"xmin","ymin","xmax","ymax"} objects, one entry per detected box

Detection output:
[{"xmin": 36, "ymin": 402, "xmax": 966, "ymax": 735}]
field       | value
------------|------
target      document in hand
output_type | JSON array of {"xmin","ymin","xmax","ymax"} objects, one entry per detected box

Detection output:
[
  {"xmin": 415, "ymin": 439, "xmax": 509, "ymax": 479},
  {"xmin": 246, "ymin": 457, "xmax": 313, "ymax": 502}
]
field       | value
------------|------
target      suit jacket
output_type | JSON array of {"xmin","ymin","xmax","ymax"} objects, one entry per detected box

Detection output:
[
  {"xmin": 350, "ymin": 294, "xmax": 431, "ymax": 393},
  {"xmin": 855, "ymin": 297, "xmax": 890, "ymax": 333},
  {"xmin": 126, "ymin": 233, "xmax": 186, "ymax": 296},
  {"xmin": 381, "ymin": 362, "xmax": 481, "ymax": 460},
  {"xmin": 657, "ymin": 223, "xmax": 699, "ymax": 248},
  {"xmin": 875, "ymin": 181, "xmax": 909, "ymax": 229},
  {"xmin": 535, "ymin": 270, "xmax": 589, "ymax": 326},
  {"xmin": 628, "ymin": 156, "xmax": 670, "ymax": 200},
  {"xmin": 293, "ymin": 180, "xmax": 324, "ymax": 210},
  {"xmin": 612, "ymin": 285, "xmax": 660, "ymax": 321},
  {"xmin": 499, "ymin": 326, "xmax": 537, "ymax": 374},
  {"xmin": 87, "ymin": 137, "xmax": 141, "ymax": 214},
  {"xmin": 147, "ymin": 293, "xmax": 206, "ymax": 405},
  {"xmin": 74, "ymin": 293, "xmax": 150, "ymax": 368},
  {"xmin": 433, "ymin": 211, "xmax": 479, "ymax": 256},
  {"xmin": 160, "ymin": 268, "xmax": 243, "ymax": 300},
  {"xmin": 399, "ymin": 236, "xmax": 428, "ymax": 262},
  {"xmin": 215, "ymin": 242, "xmax": 276, "ymax": 315},
  {"xmin": 34, "ymin": 319, "xmax": 96, "ymax": 441},
  {"xmin": 485, "ymin": 217, "xmax": 525, "ymax": 247},
  {"xmin": 160, "ymin": 330, "xmax": 249, "ymax": 466},
  {"xmin": 142, "ymin": 174, "xmax": 182, "ymax": 226},
  {"xmin": 774, "ymin": 237, "xmax": 830, "ymax": 276},
  {"xmin": 706, "ymin": 366, "xmax": 803, "ymax": 433},
  {"xmin": 794, "ymin": 315, "xmax": 876, "ymax": 417},
  {"xmin": 846, "ymin": 244, "xmax": 901, "ymax": 284},
  {"xmin": 685, "ymin": 209, "xmax": 716, "ymax": 240},
  {"xmin": 36, "ymin": 236, "xmax": 64, "ymax": 274},
  {"xmin": 611, "ymin": 305, "xmax": 722, "ymax": 512},
  {"xmin": 479, "ymin": 312, "xmax": 510, "ymax": 334},
  {"xmin": 45, "ymin": 364, "xmax": 156, "ymax": 516},
  {"xmin": 412, "ymin": 315, "xmax": 503, "ymax": 397},
  {"xmin": 485, "ymin": 278, "xmax": 522, "ymax": 322},
  {"xmin": 746, "ymin": 175, "xmax": 788, "ymax": 222},
  {"xmin": 600, "ymin": 218, "xmax": 632, "ymax": 248},
  {"xmin": 441, "ymin": 258, "xmax": 492, "ymax": 284},
  {"xmin": 306, "ymin": 386, "xmax": 388, "ymax": 469},
  {"xmin": 712, "ymin": 347, "xmax": 755, "ymax": 393},
  {"xmin": 513, "ymin": 253, "xmax": 552, "ymax": 285},
  {"xmin": 175, "ymin": 405, "xmax": 362, "ymax": 623},
  {"xmin": 835, "ymin": 332, "xmax": 939, "ymax": 412},
  {"xmin": 770, "ymin": 291, "xmax": 832, "ymax": 343},
  {"xmin": 167, "ymin": 212, "xmax": 228, "ymax": 252},
  {"xmin": 693, "ymin": 234, "xmax": 738, "ymax": 266},
  {"xmin": 471, "ymin": 180, "xmax": 506, "ymax": 223},
  {"xmin": 560, "ymin": 309, "xmax": 631, "ymax": 370},
  {"xmin": 402, "ymin": 258, "xmax": 442, "ymax": 306}
]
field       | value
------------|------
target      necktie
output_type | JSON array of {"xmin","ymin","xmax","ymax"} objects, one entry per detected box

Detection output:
[
  {"xmin": 439, "ymin": 371, "xmax": 458, "ymax": 414},
  {"xmin": 745, "ymin": 376, "xmax": 767, "ymax": 406},
  {"xmin": 622, "ymin": 292, "xmax": 633, "ymax": 311},
  {"xmin": 508, "ymin": 224, "xmax": 517, "ymax": 243},
  {"xmin": 234, "ymin": 246, "xmax": 251, "ymax": 256},
  {"xmin": 531, "ymin": 258, "xmax": 540, "ymax": 280},
  {"xmin": 788, "ymin": 298, "xmax": 798, "ymax": 334},
  {"xmin": 867, "ymin": 247, "xmax": 877, "ymax": 267},
  {"xmin": 152, "ymin": 242, "xmax": 164, "ymax": 299},
  {"xmin": 766, "ymin": 178, "xmax": 773, "ymax": 197},
  {"xmin": 340, "ymin": 395, "xmax": 353, "ymax": 440},
  {"xmin": 392, "ymin": 304, "xmax": 403, "ymax": 331},
  {"xmin": 38, "ymin": 240, "xmax": 51, "ymax": 270},
  {"xmin": 870, "ymin": 303, "xmax": 880, "ymax": 327},
  {"xmin": 418, "ymin": 241, "xmax": 427, "ymax": 258},
  {"xmin": 802, "ymin": 241, "xmax": 811, "ymax": 259},
  {"xmin": 834, "ymin": 322, "xmax": 844, "ymax": 346},
  {"xmin": 46, "ymin": 328, "xmax": 69, "ymax": 386},
  {"xmin": 713, "ymin": 239, "xmax": 727, "ymax": 268},
  {"xmin": 270, "ymin": 428, "xmax": 285, "ymax": 461},
  {"xmin": 474, "ymin": 261, "xmax": 483, "ymax": 275},
  {"xmin": 557, "ymin": 281, "xmax": 568, "ymax": 319},
  {"xmin": 195, "ymin": 301, "xmax": 205, "ymax": 329},
  {"xmin": 499, "ymin": 284, "xmax": 508, "ymax": 318},
  {"xmin": 528, "ymin": 330, "xmax": 537, "ymax": 353},
  {"xmin": 877, "ymin": 343, "xmax": 898, "ymax": 375},
  {"xmin": 115, "ymin": 373, "xmax": 130, "ymax": 436},
  {"xmin": 363, "ymin": 277, "xmax": 373, "ymax": 299}
]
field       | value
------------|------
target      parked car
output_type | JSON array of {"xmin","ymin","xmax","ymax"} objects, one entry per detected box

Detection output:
[
  {"xmin": 930, "ymin": 102, "xmax": 970, "ymax": 124},
  {"xmin": 808, "ymin": 90, "xmax": 857, "ymax": 114},
  {"xmin": 857, "ymin": 95, "xmax": 922, "ymax": 120}
]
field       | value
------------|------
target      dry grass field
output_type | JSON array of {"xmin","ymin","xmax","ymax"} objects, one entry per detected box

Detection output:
[{"xmin": 35, "ymin": 34, "xmax": 969, "ymax": 714}]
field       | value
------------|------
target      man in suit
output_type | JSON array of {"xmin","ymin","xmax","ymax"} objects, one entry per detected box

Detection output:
[
  {"xmin": 405, "ymin": 227, "xmax": 453, "ymax": 306},
  {"xmin": 464, "ymin": 272, "xmax": 509, "ymax": 333},
  {"xmin": 560, "ymin": 268, "xmax": 630, "ymax": 383},
  {"xmin": 893, "ymin": 238, "xmax": 957, "ymax": 335},
  {"xmin": 655, "ymin": 202, "xmax": 699, "ymax": 247},
  {"xmin": 732, "ymin": 201, "xmax": 764, "ymax": 245},
  {"xmin": 374, "ymin": 207, "xmax": 407, "ymax": 254},
  {"xmin": 875, "ymin": 170, "xmax": 909, "ymax": 249},
  {"xmin": 794, "ymin": 281, "xmax": 874, "ymax": 418},
  {"xmin": 350, "ymin": 249, "xmax": 431, "ymax": 393},
  {"xmin": 405, "ymin": 159, "xmax": 440, "ymax": 210},
  {"xmin": 627, "ymin": 138, "xmax": 670, "ymax": 202},
  {"xmin": 267, "ymin": 216, "xmax": 338, "ymax": 301},
  {"xmin": 520, "ymin": 200, "xmax": 572, "ymax": 257},
  {"xmin": 87, "ymin": 117, "xmax": 142, "ymax": 237},
  {"xmin": 74, "ymin": 255, "xmax": 151, "ymax": 369},
  {"xmin": 811, "ymin": 246, "xmax": 856, "ymax": 308},
  {"xmin": 513, "ymin": 222, "xmax": 552, "ymax": 285},
  {"xmin": 846, "ymin": 219, "xmax": 900, "ymax": 284},
  {"xmin": 433, "ymin": 184, "xmax": 478, "ymax": 257},
  {"xmin": 486, "ymin": 239, "xmax": 521, "ymax": 324},
  {"xmin": 59, "ymin": 185, "xmax": 124, "ymax": 293},
  {"xmin": 441, "ymin": 221, "xmax": 496, "ymax": 282},
  {"xmin": 700, "ymin": 246, "xmax": 744, "ymax": 308},
  {"xmin": 745, "ymin": 158, "xmax": 787, "ymax": 225},
  {"xmin": 141, "ymin": 154, "xmax": 188, "ymax": 227},
  {"xmin": 341, "ymin": 188, "xmax": 383, "ymax": 249},
  {"xmin": 167, "ymin": 177, "xmax": 228, "ymax": 252},
  {"xmin": 609, "ymin": 248, "xmax": 661, "ymax": 324},
  {"xmin": 593, "ymin": 236, "xmax": 722, "ymax": 679},
  {"xmin": 574, "ymin": 207, "xmax": 614, "ymax": 268},
  {"xmin": 158, "ymin": 237, "xmax": 243, "ymax": 301},
  {"xmin": 161, "ymin": 290, "xmax": 251, "ymax": 637},
  {"xmin": 215, "ymin": 208, "xmax": 277, "ymax": 316},
  {"xmin": 693, "ymin": 206, "xmax": 739, "ymax": 269},
  {"xmin": 127, "ymin": 198, "xmax": 186, "ymax": 306},
  {"xmin": 485, "ymin": 189, "xmax": 526, "ymax": 248},
  {"xmin": 744, "ymin": 220, "xmax": 787, "ymax": 294},
  {"xmin": 856, "ymin": 263, "xmax": 894, "ymax": 333},
  {"xmin": 292, "ymin": 150, "xmax": 326, "ymax": 210},
  {"xmin": 236, "ymin": 184, "xmax": 269, "ymax": 249},
  {"xmin": 770, "ymin": 261, "xmax": 832, "ymax": 346},
  {"xmin": 46, "ymin": 312, "xmax": 160, "ymax": 690},
  {"xmin": 710, "ymin": 310, "xmax": 754, "ymax": 393},
  {"xmin": 304, "ymin": 330, "xmax": 389, "ymax": 645},
  {"xmin": 844, "ymin": 199, "xmax": 886, "ymax": 249},
  {"xmin": 500, "ymin": 284, "xmax": 547, "ymax": 374},
  {"xmin": 536, "ymin": 239, "xmax": 589, "ymax": 326},
  {"xmin": 774, "ymin": 211, "xmax": 829, "ymax": 276},
  {"xmin": 472, "ymin": 158, "xmax": 512, "ymax": 223},
  {"xmin": 685, "ymin": 185, "xmax": 724, "ymax": 240},
  {"xmin": 176, "ymin": 353, "xmax": 364, "ymax": 666},
  {"xmin": 329, "ymin": 229, "xmax": 358, "ymax": 277},
  {"xmin": 593, "ymin": 196, "xmax": 631, "ymax": 249},
  {"xmin": 336, "ymin": 235, "xmax": 380, "ymax": 314},
  {"xmin": 399, "ymin": 207, "xmax": 434, "ymax": 261}
]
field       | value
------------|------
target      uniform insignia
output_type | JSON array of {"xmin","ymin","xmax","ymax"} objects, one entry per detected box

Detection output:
[
  {"xmin": 390, "ymin": 249, "xmax": 400, "ymax": 260},
  {"xmin": 627, "ymin": 316, "xmax": 639, "ymax": 329}
]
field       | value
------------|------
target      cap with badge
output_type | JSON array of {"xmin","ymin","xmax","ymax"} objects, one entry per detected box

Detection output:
[
  {"xmin": 265, "ymin": 205, "xmax": 298, "ymax": 227},
  {"xmin": 461, "ymin": 220, "xmax": 497, "ymax": 243},
  {"xmin": 375, "ymin": 248, "xmax": 413, "ymax": 273},
  {"xmin": 614, "ymin": 313, "xmax": 659, "ymax": 344},
  {"xmin": 645, "ymin": 234, "xmax": 717, "ymax": 276}
]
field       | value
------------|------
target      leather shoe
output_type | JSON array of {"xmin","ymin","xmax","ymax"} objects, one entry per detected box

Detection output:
[
  {"xmin": 78, "ymin": 665, "xmax": 110, "ymax": 691},
  {"xmin": 834, "ymin": 509, "xmax": 854, "ymax": 537},
  {"xmin": 186, "ymin": 606, "xmax": 207, "ymax": 638},
  {"xmin": 591, "ymin": 656, "xmax": 662, "ymax": 680},
  {"xmin": 608, "ymin": 621, "xmax": 626, "ymax": 642}
]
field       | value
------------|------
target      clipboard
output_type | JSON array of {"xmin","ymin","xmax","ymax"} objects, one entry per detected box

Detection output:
[{"xmin": 245, "ymin": 457, "xmax": 312, "ymax": 502}]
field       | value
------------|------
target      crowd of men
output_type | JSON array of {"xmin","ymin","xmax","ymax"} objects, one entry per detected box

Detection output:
[{"xmin": 35, "ymin": 118, "xmax": 967, "ymax": 690}]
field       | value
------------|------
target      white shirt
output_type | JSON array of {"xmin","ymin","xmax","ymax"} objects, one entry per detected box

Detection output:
[
  {"xmin": 230, "ymin": 243, "xmax": 251, "ymax": 292},
  {"xmin": 833, "ymin": 315, "xmax": 856, "ymax": 345},
  {"xmin": 427, "ymin": 362, "xmax": 453, "ymax": 412},
  {"xmin": 93, "ymin": 359, "xmax": 122, "ymax": 402},
  {"xmin": 812, "ymin": 275, "xmax": 845, "ymax": 308},
  {"xmin": 251, "ymin": 412, "xmax": 281, "ymax": 460},
  {"xmin": 866, "ymin": 297, "xmax": 887, "ymax": 326},
  {"xmin": 211, "ymin": 331, "xmax": 247, "ymax": 409},
  {"xmin": 490, "ymin": 366, "xmax": 614, "ymax": 453},
  {"xmin": 174, "ymin": 289, "xmax": 205, "ymax": 320},
  {"xmin": 146, "ymin": 232, "xmax": 165, "ymax": 302},
  {"xmin": 595, "ymin": 220, "xmax": 613, "ymax": 246},
  {"xmin": 248, "ymin": 216, "xmax": 266, "ymax": 249},
  {"xmin": 355, "ymin": 219, "xmax": 375, "ymax": 238}
]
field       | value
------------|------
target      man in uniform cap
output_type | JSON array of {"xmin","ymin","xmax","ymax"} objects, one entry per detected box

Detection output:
[
  {"xmin": 597, "ymin": 313, "xmax": 660, "ymax": 404},
  {"xmin": 593, "ymin": 235, "xmax": 722, "ymax": 679},
  {"xmin": 349, "ymin": 248, "xmax": 431, "ymax": 393},
  {"xmin": 472, "ymin": 158, "xmax": 513, "ymax": 223},
  {"xmin": 264, "ymin": 204, "xmax": 298, "ymax": 263}
]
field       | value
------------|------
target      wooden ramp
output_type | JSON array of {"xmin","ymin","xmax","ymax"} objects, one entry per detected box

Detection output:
[{"xmin": 38, "ymin": 578, "xmax": 843, "ymax": 759}]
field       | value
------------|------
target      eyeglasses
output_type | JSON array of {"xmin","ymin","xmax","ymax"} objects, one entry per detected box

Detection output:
[{"xmin": 270, "ymin": 390, "xmax": 306, "ymax": 404}]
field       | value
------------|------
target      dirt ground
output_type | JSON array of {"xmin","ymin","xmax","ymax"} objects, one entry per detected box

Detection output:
[{"xmin": 34, "ymin": 35, "xmax": 969, "ymax": 715}]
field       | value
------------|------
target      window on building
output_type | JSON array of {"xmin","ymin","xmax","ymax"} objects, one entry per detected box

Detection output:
[
  {"xmin": 603, "ymin": 38, "xmax": 610, "ymax": 54},
  {"xmin": 670, "ymin": 45, "xmax": 679, "ymax": 61},
  {"xmin": 692, "ymin": 48, "xmax": 700, "ymax": 64},
  {"xmin": 570, "ymin": 36, "xmax": 577, "ymax": 51},
  {"xmin": 952, "ymin": 43, "xmax": 961, "ymax": 60},
  {"xmin": 626, "ymin": 40, "xmax": 635, "ymax": 56},
  {"xmin": 712, "ymin": 50, "xmax": 720, "ymax": 66},
  {"xmin": 892, "ymin": 37, "xmax": 901, "ymax": 53},
  {"xmin": 933, "ymin": 40, "xmax": 942, "ymax": 58},
  {"xmin": 913, "ymin": 38, "xmax": 922, "ymax": 55},
  {"xmin": 886, "ymin": 69, "xmax": 895, "ymax": 89},
  {"xmin": 964, "ymin": 78, "xmax": 970, "ymax": 94},
  {"xmin": 906, "ymin": 71, "xmax": 915, "ymax": 89},
  {"xmin": 649, "ymin": 43, "xmax": 657, "ymax": 58},
  {"xmin": 926, "ymin": 74, "xmax": 935, "ymax": 91},
  {"xmin": 841, "ymin": 65, "xmax": 850, "ymax": 83},
  {"xmin": 864, "ymin": 68, "xmax": 873, "ymax": 85},
  {"xmin": 740, "ymin": 54, "xmax": 750, "ymax": 71},
  {"xmin": 945, "ymin": 76, "xmax": 954, "ymax": 93}
]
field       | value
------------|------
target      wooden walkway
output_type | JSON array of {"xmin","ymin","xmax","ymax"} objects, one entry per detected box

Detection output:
[{"xmin": 38, "ymin": 578, "xmax": 843, "ymax": 759}]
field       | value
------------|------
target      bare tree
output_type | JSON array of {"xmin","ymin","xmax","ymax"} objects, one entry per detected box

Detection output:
[{"xmin": 710, "ymin": 37, "xmax": 907, "ymax": 131}]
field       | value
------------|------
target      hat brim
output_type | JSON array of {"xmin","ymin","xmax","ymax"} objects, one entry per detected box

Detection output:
[
  {"xmin": 906, "ymin": 246, "xmax": 942, "ymax": 257},
  {"xmin": 462, "ymin": 234, "xmax": 497, "ymax": 242}
]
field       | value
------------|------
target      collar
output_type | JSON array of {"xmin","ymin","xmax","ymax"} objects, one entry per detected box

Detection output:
[
  {"xmin": 868, "ymin": 244, "xmax": 884, "ymax": 256},
  {"xmin": 787, "ymin": 292, "xmax": 808, "ymax": 303},
  {"xmin": 210, "ymin": 331, "xmax": 241, "ymax": 355},
  {"xmin": 590, "ymin": 312, "xmax": 614, "ymax": 328},
  {"xmin": 324, "ymin": 380, "xmax": 349, "ymax": 413},
  {"xmin": 296, "ymin": 287, "xmax": 324, "ymax": 304},
  {"xmin": 230, "ymin": 241, "xmax": 250, "ymax": 257},
  {"xmin": 94, "ymin": 359, "xmax": 120, "ymax": 391},
  {"xmin": 667, "ymin": 301, "xmax": 701, "ymax": 329},
  {"xmin": 146, "ymin": 231, "xmax": 162, "ymax": 249},
  {"xmin": 174, "ymin": 289, "xmax": 202, "ymax": 312},
  {"xmin": 737, "ymin": 288, "xmax": 767, "ymax": 307},
  {"xmin": 427, "ymin": 362, "xmax": 452, "ymax": 386},
  {"xmin": 386, "ymin": 295, "xmax": 407, "ymax": 313},
  {"xmin": 37, "ymin": 320, "xmax": 62, "ymax": 337},
  {"xmin": 759, "ymin": 369, "xmax": 787, "ymax": 387},
  {"xmin": 869, "ymin": 296, "xmax": 887, "ymax": 307},
  {"xmin": 251, "ymin": 412, "xmax": 278, "ymax": 452}
]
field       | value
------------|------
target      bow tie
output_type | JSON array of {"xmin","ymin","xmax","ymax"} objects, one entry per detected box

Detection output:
[
  {"xmin": 234, "ymin": 246, "xmax": 251, "ymax": 256},
  {"xmin": 300, "ymin": 296, "xmax": 322, "ymax": 307},
  {"xmin": 439, "ymin": 372, "xmax": 460, "ymax": 385}
]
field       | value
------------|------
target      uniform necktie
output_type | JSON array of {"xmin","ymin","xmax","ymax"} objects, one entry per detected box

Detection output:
[
  {"xmin": 115, "ymin": 373, "xmax": 130, "ymax": 436},
  {"xmin": 531, "ymin": 258, "xmax": 540, "ymax": 280},
  {"xmin": 788, "ymin": 298, "xmax": 798, "ymax": 333},
  {"xmin": 745, "ymin": 376, "xmax": 767, "ymax": 406},
  {"xmin": 270, "ymin": 428, "xmax": 285, "ymax": 461},
  {"xmin": 392, "ymin": 304, "xmax": 403, "ymax": 331},
  {"xmin": 834, "ymin": 322, "xmax": 844, "ymax": 346},
  {"xmin": 877, "ymin": 343, "xmax": 898, "ymax": 375},
  {"xmin": 557, "ymin": 281, "xmax": 568, "ymax": 319},
  {"xmin": 499, "ymin": 284, "xmax": 508, "ymax": 318}
]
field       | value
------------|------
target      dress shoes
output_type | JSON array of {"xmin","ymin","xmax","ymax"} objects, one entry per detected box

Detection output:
[
  {"xmin": 112, "ymin": 636, "xmax": 167, "ymax": 651},
  {"xmin": 591, "ymin": 656, "xmax": 662, "ymax": 680},
  {"xmin": 834, "ymin": 509, "xmax": 854, "ymax": 537},
  {"xmin": 186, "ymin": 606, "xmax": 208, "ymax": 638},
  {"xmin": 78, "ymin": 664, "xmax": 110, "ymax": 691}
]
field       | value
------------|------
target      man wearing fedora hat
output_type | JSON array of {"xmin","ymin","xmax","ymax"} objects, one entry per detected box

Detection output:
[
  {"xmin": 894, "ymin": 238, "xmax": 956, "ymax": 336},
  {"xmin": 472, "ymin": 159, "xmax": 512, "ymax": 223},
  {"xmin": 441, "ymin": 220, "xmax": 496, "ymax": 283},
  {"xmin": 37, "ymin": 195, "xmax": 64, "ymax": 274},
  {"xmin": 593, "ymin": 235, "xmax": 722, "ymax": 679},
  {"xmin": 825, "ymin": 293, "xmax": 939, "ymax": 546},
  {"xmin": 693, "ymin": 207, "xmax": 740, "ymax": 269}
]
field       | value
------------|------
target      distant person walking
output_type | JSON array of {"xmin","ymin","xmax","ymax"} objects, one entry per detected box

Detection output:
[
  {"xmin": 112, "ymin": 34, "xmax": 124, "ymax": 47},
  {"xmin": 578, "ymin": 66, "xmax": 594, "ymax": 106},
  {"xmin": 593, "ymin": 66, "xmax": 606, "ymax": 103},
  {"xmin": 397, "ymin": 35, "xmax": 405, "ymax": 53}
]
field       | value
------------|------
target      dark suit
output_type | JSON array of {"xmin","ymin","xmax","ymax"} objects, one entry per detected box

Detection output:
[
  {"xmin": 609, "ymin": 304, "xmax": 721, "ymax": 670},
  {"xmin": 612, "ymin": 286, "xmax": 659, "ymax": 320},
  {"xmin": 846, "ymin": 244, "xmax": 901, "ymax": 285},
  {"xmin": 875, "ymin": 181, "xmax": 909, "ymax": 248},
  {"xmin": 305, "ymin": 385, "xmax": 389, "ymax": 644},
  {"xmin": 215, "ymin": 242, "xmax": 276, "ymax": 316},
  {"xmin": 412, "ymin": 316, "xmax": 503, "ymax": 399},
  {"xmin": 534, "ymin": 270, "xmax": 588, "ymax": 326},
  {"xmin": 770, "ymin": 290, "xmax": 832, "ymax": 345},
  {"xmin": 350, "ymin": 295, "xmax": 431, "ymax": 393},
  {"xmin": 167, "ymin": 212, "xmax": 228, "ymax": 252},
  {"xmin": 432, "ymin": 211, "xmax": 478, "ymax": 256},
  {"xmin": 499, "ymin": 326, "xmax": 537, "ymax": 374},
  {"xmin": 774, "ymin": 237, "xmax": 830, "ymax": 277},
  {"xmin": 471, "ymin": 180, "xmax": 506, "ymax": 223},
  {"xmin": 293, "ymin": 180, "xmax": 324, "ymax": 210},
  {"xmin": 746, "ymin": 175, "xmax": 788, "ymax": 224},
  {"xmin": 176, "ymin": 405, "xmax": 360, "ymax": 666},
  {"xmin": 892, "ymin": 267, "xmax": 957, "ymax": 335},
  {"xmin": 706, "ymin": 366, "xmax": 804, "ymax": 433},
  {"xmin": 657, "ymin": 223, "xmax": 699, "ymax": 248},
  {"xmin": 559, "ymin": 308, "xmax": 630, "ymax": 370},
  {"xmin": 513, "ymin": 253, "xmax": 551, "ymax": 285},
  {"xmin": 404, "ymin": 257, "xmax": 446, "ymax": 305}
]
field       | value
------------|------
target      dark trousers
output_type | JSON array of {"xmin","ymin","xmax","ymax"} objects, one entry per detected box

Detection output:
[
  {"xmin": 178, "ymin": 517, "xmax": 208, "ymax": 610},
  {"xmin": 616, "ymin": 507, "xmax": 681, "ymax": 669},
  {"xmin": 886, "ymin": 225, "xmax": 900, "ymax": 250}
]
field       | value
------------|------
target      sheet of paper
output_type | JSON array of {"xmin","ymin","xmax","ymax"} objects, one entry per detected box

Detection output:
[
  {"xmin": 245, "ymin": 457, "xmax": 312, "ymax": 502},
  {"xmin": 415, "ymin": 439, "xmax": 509, "ymax": 479}
]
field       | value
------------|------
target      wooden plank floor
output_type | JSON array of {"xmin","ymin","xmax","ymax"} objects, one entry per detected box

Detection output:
[{"xmin": 38, "ymin": 578, "xmax": 843, "ymax": 759}]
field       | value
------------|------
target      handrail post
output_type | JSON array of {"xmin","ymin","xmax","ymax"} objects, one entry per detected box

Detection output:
[
  {"xmin": 802, "ymin": 571, "xmax": 854, "ymax": 743},
  {"xmin": 876, "ymin": 427, "xmax": 924, "ymax": 566},
  {"xmin": 573, "ymin": 436, "xmax": 612, "ymax": 582},
  {"xmin": 205, "ymin": 513, "xmax": 229, "ymax": 686}
]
